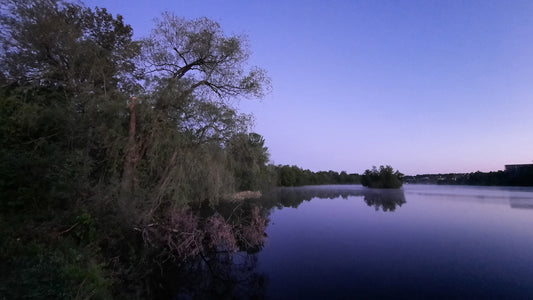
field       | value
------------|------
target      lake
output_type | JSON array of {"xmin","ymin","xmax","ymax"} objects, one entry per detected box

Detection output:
[{"xmin": 163, "ymin": 184, "xmax": 533, "ymax": 299}]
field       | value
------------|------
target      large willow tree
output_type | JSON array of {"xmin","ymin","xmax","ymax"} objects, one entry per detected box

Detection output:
[{"xmin": 122, "ymin": 13, "xmax": 271, "ymax": 220}]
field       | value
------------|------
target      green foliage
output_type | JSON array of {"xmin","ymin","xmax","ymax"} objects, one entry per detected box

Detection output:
[
  {"xmin": 275, "ymin": 165, "xmax": 360, "ymax": 187},
  {"xmin": 73, "ymin": 213, "xmax": 97, "ymax": 243},
  {"xmin": 227, "ymin": 133, "xmax": 274, "ymax": 191},
  {"xmin": 0, "ymin": 248, "xmax": 71, "ymax": 299},
  {"xmin": 0, "ymin": 245, "xmax": 112, "ymax": 300},
  {"xmin": 0, "ymin": 215, "xmax": 112, "ymax": 300},
  {"xmin": 141, "ymin": 13, "xmax": 270, "ymax": 99},
  {"xmin": 0, "ymin": 86, "xmax": 89, "ymax": 211},
  {"xmin": 0, "ymin": 0, "xmax": 139, "ymax": 92},
  {"xmin": 361, "ymin": 165, "xmax": 404, "ymax": 189}
]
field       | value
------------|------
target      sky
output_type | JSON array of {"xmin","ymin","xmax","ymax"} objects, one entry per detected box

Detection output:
[{"xmin": 85, "ymin": 0, "xmax": 533, "ymax": 175}]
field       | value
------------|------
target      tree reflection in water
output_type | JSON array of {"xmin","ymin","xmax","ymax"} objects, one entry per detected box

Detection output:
[
  {"xmin": 362, "ymin": 189, "xmax": 406, "ymax": 212},
  {"xmin": 156, "ymin": 250, "xmax": 268, "ymax": 299},
  {"xmin": 259, "ymin": 185, "xmax": 406, "ymax": 212},
  {"xmin": 149, "ymin": 202, "xmax": 269, "ymax": 299},
  {"xmin": 152, "ymin": 186, "xmax": 406, "ymax": 298}
]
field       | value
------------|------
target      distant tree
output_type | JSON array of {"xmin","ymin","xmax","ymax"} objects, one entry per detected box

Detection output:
[{"xmin": 361, "ymin": 165, "xmax": 404, "ymax": 189}]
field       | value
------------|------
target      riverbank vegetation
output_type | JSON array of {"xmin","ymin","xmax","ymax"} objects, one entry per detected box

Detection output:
[{"xmin": 0, "ymin": 0, "xmax": 273, "ymax": 297}]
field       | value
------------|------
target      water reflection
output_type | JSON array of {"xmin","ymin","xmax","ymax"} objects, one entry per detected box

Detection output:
[
  {"xmin": 509, "ymin": 197, "xmax": 533, "ymax": 209},
  {"xmin": 156, "ymin": 251, "xmax": 267, "ymax": 299},
  {"xmin": 149, "ymin": 202, "xmax": 270, "ymax": 299},
  {"xmin": 153, "ymin": 185, "xmax": 406, "ymax": 298},
  {"xmin": 259, "ymin": 185, "xmax": 406, "ymax": 212},
  {"xmin": 258, "ymin": 185, "xmax": 533, "ymax": 300},
  {"xmin": 363, "ymin": 189, "xmax": 406, "ymax": 212},
  {"xmin": 404, "ymin": 184, "xmax": 533, "ymax": 210},
  {"xmin": 150, "ymin": 185, "xmax": 533, "ymax": 299}
]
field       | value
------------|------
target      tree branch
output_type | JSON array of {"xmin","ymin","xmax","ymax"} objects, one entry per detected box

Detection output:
[{"xmin": 173, "ymin": 58, "xmax": 204, "ymax": 80}]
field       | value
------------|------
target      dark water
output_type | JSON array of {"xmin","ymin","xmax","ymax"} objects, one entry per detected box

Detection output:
[{"xmin": 167, "ymin": 185, "xmax": 533, "ymax": 299}]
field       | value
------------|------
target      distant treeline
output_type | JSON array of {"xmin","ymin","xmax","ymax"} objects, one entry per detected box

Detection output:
[
  {"xmin": 404, "ymin": 168, "xmax": 533, "ymax": 187},
  {"xmin": 274, "ymin": 165, "xmax": 360, "ymax": 186}
]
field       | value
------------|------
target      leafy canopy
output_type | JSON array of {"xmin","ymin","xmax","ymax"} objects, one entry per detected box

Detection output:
[{"xmin": 361, "ymin": 165, "xmax": 404, "ymax": 189}]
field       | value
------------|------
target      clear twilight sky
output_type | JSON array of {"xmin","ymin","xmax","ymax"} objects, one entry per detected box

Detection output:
[{"xmin": 85, "ymin": 0, "xmax": 533, "ymax": 175}]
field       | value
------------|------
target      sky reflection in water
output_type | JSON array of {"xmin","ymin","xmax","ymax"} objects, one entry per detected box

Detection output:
[{"xmin": 258, "ymin": 184, "xmax": 533, "ymax": 299}]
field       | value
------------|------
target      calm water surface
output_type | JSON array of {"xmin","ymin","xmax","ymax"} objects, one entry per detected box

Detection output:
[
  {"xmin": 257, "ymin": 184, "xmax": 533, "ymax": 299},
  {"xmin": 167, "ymin": 184, "xmax": 533, "ymax": 299}
]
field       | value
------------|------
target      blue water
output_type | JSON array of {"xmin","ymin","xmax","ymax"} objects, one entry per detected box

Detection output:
[{"xmin": 257, "ymin": 184, "xmax": 533, "ymax": 299}]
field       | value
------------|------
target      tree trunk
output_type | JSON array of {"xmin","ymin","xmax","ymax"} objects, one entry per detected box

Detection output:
[{"xmin": 120, "ymin": 97, "xmax": 138, "ymax": 201}]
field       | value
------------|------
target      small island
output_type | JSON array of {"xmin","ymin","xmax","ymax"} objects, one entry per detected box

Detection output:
[{"xmin": 361, "ymin": 165, "xmax": 404, "ymax": 189}]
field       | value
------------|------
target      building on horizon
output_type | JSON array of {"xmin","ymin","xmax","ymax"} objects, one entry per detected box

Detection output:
[{"xmin": 504, "ymin": 164, "xmax": 533, "ymax": 173}]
